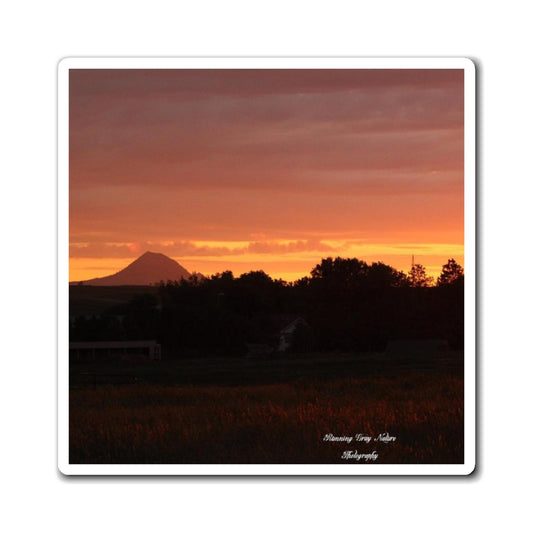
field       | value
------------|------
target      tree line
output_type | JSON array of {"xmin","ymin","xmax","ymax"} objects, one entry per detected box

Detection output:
[{"xmin": 70, "ymin": 258, "xmax": 464, "ymax": 357}]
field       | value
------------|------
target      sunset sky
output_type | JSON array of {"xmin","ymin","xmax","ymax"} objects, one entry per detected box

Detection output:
[{"xmin": 69, "ymin": 68, "xmax": 464, "ymax": 282}]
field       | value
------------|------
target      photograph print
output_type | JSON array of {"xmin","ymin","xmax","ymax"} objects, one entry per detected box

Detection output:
[{"xmin": 59, "ymin": 58, "xmax": 475, "ymax": 475}]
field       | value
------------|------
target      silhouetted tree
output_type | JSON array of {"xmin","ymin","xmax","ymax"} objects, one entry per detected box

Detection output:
[
  {"xmin": 311, "ymin": 257, "xmax": 368, "ymax": 286},
  {"xmin": 437, "ymin": 259, "xmax": 464, "ymax": 287},
  {"xmin": 238, "ymin": 270, "xmax": 275, "ymax": 286},
  {"xmin": 70, "ymin": 256, "xmax": 464, "ymax": 357},
  {"xmin": 122, "ymin": 293, "xmax": 159, "ymax": 339},
  {"xmin": 289, "ymin": 321, "xmax": 316, "ymax": 353},
  {"xmin": 367, "ymin": 261, "xmax": 409, "ymax": 289},
  {"xmin": 210, "ymin": 270, "xmax": 235, "ymax": 284},
  {"xmin": 408, "ymin": 264, "xmax": 434, "ymax": 287}
]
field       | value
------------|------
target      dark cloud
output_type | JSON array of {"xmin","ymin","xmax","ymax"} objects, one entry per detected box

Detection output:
[
  {"xmin": 70, "ymin": 69, "xmax": 463, "ymax": 193},
  {"xmin": 70, "ymin": 69, "xmax": 463, "ymax": 102},
  {"xmin": 69, "ymin": 239, "xmax": 338, "ymax": 259}
]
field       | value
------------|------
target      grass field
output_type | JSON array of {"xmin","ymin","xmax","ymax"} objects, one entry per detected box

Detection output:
[{"xmin": 69, "ymin": 353, "xmax": 464, "ymax": 464}]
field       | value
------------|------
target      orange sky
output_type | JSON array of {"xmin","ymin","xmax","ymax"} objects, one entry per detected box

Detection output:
[{"xmin": 69, "ymin": 69, "xmax": 464, "ymax": 282}]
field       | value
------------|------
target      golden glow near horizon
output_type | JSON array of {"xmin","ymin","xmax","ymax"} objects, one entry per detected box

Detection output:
[
  {"xmin": 69, "ymin": 69, "xmax": 464, "ymax": 284},
  {"xmin": 69, "ymin": 240, "xmax": 464, "ymax": 283}
]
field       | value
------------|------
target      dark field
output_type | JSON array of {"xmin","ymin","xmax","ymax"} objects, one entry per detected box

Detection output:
[
  {"xmin": 69, "ymin": 285, "xmax": 158, "ymax": 316},
  {"xmin": 69, "ymin": 352, "xmax": 464, "ymax": 464}
]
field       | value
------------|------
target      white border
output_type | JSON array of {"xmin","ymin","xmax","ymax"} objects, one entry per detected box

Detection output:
[{"xmin": 58, "ymin": 57, "xmax": 476, "ymax": 476}]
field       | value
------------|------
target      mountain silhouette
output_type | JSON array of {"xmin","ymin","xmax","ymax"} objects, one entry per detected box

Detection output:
[{"xmin": 72, "ymin": 252, "xmax": 194, "ymax": 286}]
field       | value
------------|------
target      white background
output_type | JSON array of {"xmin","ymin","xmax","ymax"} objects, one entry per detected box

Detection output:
[{"xmin": 1, "ymin": 1, "xmax": 531, "ymax": 531}]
